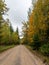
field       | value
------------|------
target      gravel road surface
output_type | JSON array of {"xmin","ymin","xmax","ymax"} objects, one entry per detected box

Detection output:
[{"xmin": 0, "ymin": 45, "xmax": 45, "ymax": 65}]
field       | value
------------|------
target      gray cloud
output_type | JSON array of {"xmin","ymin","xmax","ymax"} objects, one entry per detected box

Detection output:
[{"xmin": 5, "ymin": 0, "xmax": 32, "ymax": 35}]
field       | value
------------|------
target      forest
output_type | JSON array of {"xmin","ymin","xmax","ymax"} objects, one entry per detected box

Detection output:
[
  {"xmin": 0, "ymin": 0, "xmax": 20, "ymax": 52},
  {"xmin": 0, "ymin": 0, "xmax": 49, "ymax": 58},
  {"xmin": 22, "ymin": 0, "xmax": 49, "ymax": 57}
]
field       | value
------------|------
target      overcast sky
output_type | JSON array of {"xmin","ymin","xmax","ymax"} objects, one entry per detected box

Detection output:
[{"xmin": 4, "ymin": 0, "xmax": 32, "ymax": 36}]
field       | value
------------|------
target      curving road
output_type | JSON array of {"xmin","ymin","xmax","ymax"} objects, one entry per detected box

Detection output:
[{"xmin": 0, "ymin": 45, "xmax": 45, "ymax": 65}]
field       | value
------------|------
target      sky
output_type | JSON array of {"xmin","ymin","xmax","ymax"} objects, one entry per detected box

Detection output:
[{"xmin": 4, "ymin": 0, "xmax": 32, "ymax": 37}]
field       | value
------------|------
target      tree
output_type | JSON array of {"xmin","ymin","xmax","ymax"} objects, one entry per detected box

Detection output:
[
  {"xmin": 2, "ymin": 21, "xmax": 11, "ymax": 45},
  {"xmin": 22, "ymin": 22, "xmax": 29, "ymax": 44},
  {"xmin": 15, "ymin": 27, "xmax": 20, "ymax": 44},
  {"xmin": 11, "ymin": 32, "xmax": 19, "ymax": 45},
  {"xmin": 10, "ymin": 23, "xmax": 14, "ymax": 34},
  {"xmin": 33, "ymin": 0, "xmax": 49, "ymax": 43},
  {"xmin": 0, "ymin": 0, "xmax": 8, "ymax": 45}
]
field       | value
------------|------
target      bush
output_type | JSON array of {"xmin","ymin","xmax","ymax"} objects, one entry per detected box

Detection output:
[{"xmin": 40, "ymin": 43, "xmax": 49, "ymax": 56}]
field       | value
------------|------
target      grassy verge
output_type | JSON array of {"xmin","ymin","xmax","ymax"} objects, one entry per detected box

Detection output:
[
  {"xmin": 0, "ymin": 45, "xmax": 15, "ymax": 53},
  {"xmin": 26, "ymin": 45, "xmax": 49, "ymax": 65}
]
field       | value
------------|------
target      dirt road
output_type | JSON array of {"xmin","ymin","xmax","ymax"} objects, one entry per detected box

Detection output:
[{"xmin": 0, "ymin": 45, "xmax": 45, "ymax": 65}]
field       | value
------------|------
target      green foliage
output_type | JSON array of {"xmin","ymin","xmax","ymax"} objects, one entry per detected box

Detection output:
[
  {"xmin": 22, "ymin": 22, "xmax": 29, "ymax": 45},
  {"xmin": 22, "ymin": 0, "xmax": 49, "ymax": 56},
  {"xmin": 0, "ymin": 0, "xmax": 7, "ymax": 15},
  {"xmin": 32, "ymin": 34, "xmax": 41, "ymax": 50},
  {"xmin": 0, "ymin": 45, "xmax": 15, "ymax": 52},
  {"xmin": 11, "ymin": 32, "xmax": 20, "ymax": 45},
  {"xmin": 0, "ymin": 0, "xmax": 20, "ymax": 45},
  {"xmin": 0, "ymin": 0, "xmax": 8, "ymax": 45},
  {"xmin": 2, "ymin": 22, "xmax": 10, "ymax": 45},
  {"xmin": 15, "ymin": 27, "xmax": 20, "ymax": 44},
  {"xmin": 0, "ymin": 19, "xmax": 20, "ymax": 45},
  {"xmin": 10, "ymin": 23, "xmax": 14, "ymax": 34},
  {"xmin": 40, "ymin": 43, "xmax": 49, "ymax": 56}
]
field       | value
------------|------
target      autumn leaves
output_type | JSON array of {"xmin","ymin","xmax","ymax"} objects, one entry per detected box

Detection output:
[{"xmin": 22, "ymin": 0, "xmax": 49, "ymax": 55}]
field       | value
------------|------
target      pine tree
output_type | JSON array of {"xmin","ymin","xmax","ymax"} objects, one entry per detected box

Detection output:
[
  {"xmin": 16, "ymin": 27, "xmax": 20, "ymax": 44},
  {"xmin": 10, "ymin": 23, "xmax": 14, "ymax": 34}
]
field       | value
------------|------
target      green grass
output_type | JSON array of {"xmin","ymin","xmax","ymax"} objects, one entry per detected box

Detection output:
[
  {"xmin": 26, "ymin": 45, "xmax": 49, "ymax": 65},
  {"xmin": 0, "ymin": 45, "xmax": 15, "ymax": 53}
]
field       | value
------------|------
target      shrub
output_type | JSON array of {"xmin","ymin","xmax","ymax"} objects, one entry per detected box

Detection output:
[{"xmin": 40, "ymin": 43, "xmax": 49, "ymax": 56}]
